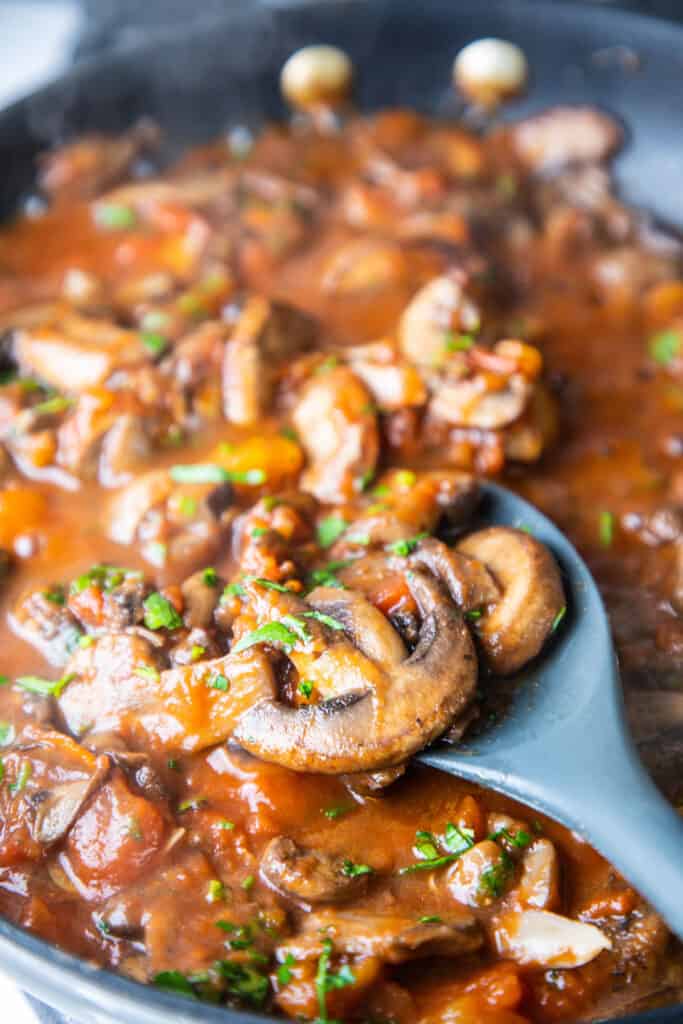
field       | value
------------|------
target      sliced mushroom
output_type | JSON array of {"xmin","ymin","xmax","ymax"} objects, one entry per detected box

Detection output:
[
  {"xmin": 292, "ymin": 365, "xmax": 379, "ymax": 503},
  {"xmin": 457, "ymin": 526, "xmax": 564, "ymax": 675},
  {"xmin": 233, "ymin": 571, "xmax": 477, "ymax": 773},
  {"xmin": 280, "ymin": 907, "xmax": 482, "ymax": 963},
  {"xmin": 398, "ymin": 537, "xmax": 500, "ymax": 613},
  {"xmin": 494, "ymin": 909, "xmax": 611, "ymax": 968},
  {"xmin": 398, "ymin": 272, "xmax": 481, "ymax": 370},
  {"xmin": 33, "ymin": 755, "xmax": 110, "ymax": 845},
  {"xmin": 509, "ymin": 106, "xmax": 622, "ymax": 173},
  {"xmin": 512, "ymin": 838, "xmax": 560, "ymax": 911},
  {"xmin": 260, "ymin": 836, "xmax": 369, "ymax": 907}
]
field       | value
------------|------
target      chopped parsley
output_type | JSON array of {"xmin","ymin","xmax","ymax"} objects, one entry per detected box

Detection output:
[
  {"xmin": 303, "ymin": 610, "xmax": 345, "ymax": 631},
  {"xmin": 419, "ymin": 915, "xmax": 442, "ymax": 924},
  {"xmin": 209, "ymin": 674, "xmax": 230, "ymax": 692},
  {"xmin": 216, "ymin": 959, "xmax": 269, "ymax": 1008},
  {"xmin": 317, "ymin": 516, "xmax": 348, "ymax": 548},
  {"xmin": 71, "ymin": 563, "xmax": 140, "ymax": 594},
  {"xmin": 279, "ymin": 426, "xmax": 298, "ymax": 442},
  {"xmin": 479, "ymin": 851, "xmax": 514, "ymax": 899},
  {"xmin": 489, "ymin": 826, "xmax": 532, "ymax": 850},
  {"xmin": 341, "ymin": 859, "xmax": 373, "ymax": 878},
  {"xmin": 9, "ymin": 760, "xmax": 31, "ymax": 794},
  {"xmin": 346, "ymin": 532, "xmax": 371, "ymax": 546},
  {"xmin": 207, "ymin": 879, "xmax": 225, "ymax": 903},
  {"xmin": 315, "ymin": 355, "xmax": 339, "ymax": 375},
  {"xmin": 599, "ymin": 510, "xmax": 615, "ymax": 548},
  {"xmin": 134, "ymin": 665, "xmax": 160, "ymax": 682},
  {"xmin": 43, "ymin": 585, "xmax": 65, "ymax": 606},
  {"xmin": 190, "ymin": 644, "xmax": 205, "ymax": 662},
  {"xmin": 143, "ymin": 592, "xmax": 183, "ymax": 631},
  {"xmin": 308, "ymin": 559, "xmax": 352, "ymax": 589},
  {"xmin": 465, "ymin": 608, "xmax": 483, "ymax": 621},
  {"xmin": 16, "ymin": 672, "xmax": 75, "ymax": 699},
  {"xmin": 140, "ymin": 331, "xmax": 168, "ymax": 356},
  {"xmin": 232, "ymin": 620, "xmax": 302, "ymax": 655},
  {"xmin": 649, "ymin": 328, "xmax": 681, "ymax": 365},
  {"xmin": 78, "ymin": 635, "xmax": 95, "ymax": 649},
  {"xmin": 400, "ymin": 823, "xmax": 475, "ymax": 874},
  {"xmin": 169, "ymin": 463, "xmax": 229, "ymax": 484},
  {"xmin": 202, "ymin": 567, "xmax": 219, "ymax": 587},
  {"xmin": 222, "ymin": 582, "xmax": 246, "ymax": 600},
  {"xmin": 251, "ymin": 527, "xmax": 269, "ymax": 538},
  {"xmin": 386, "ymin": 532, "xmax": 428, "ymax": 557},
  {"xmin": 178, "ymin": 797, "xmax": 207, "ymax": 813},
  {"xmin": 315, "ymin": 938, "xmax": 355, "ymax": 1023},
  {"xmin": 167, "ymin": 759, "xmax": 180, "ymax": 771},
  {"xmin": 444, "ymin": 332, "xmax": 475, "ymax": 352},
  {"xmin": 276, "ymin": 953, "xmax": 296, "ymax": 986},
  {"xmin": 0, "ymin": 721, "xmax": 14, "ymax": 746},
  {"xmin": 153, "ymin": 971, "xmax": 197, "ymax": 999},
  {"xmin": 322, "ymin": 804, "xmax": 350, "ymax": 821},
  {"xmin": 298, "ymin": 679, "xmax": 314, "ymax": 698},
  {"xmin": 218, "ymin": 819, "xmax": 235, "ymax": 830},
  {"xmin": 94, "ymin": 203, "xmax": 137, "ymax": 230},
  {"xmin": 178, "ymin": 495, "xmax": 198, "ymax": 518},
  {"xmin": 551, "ymin": 605, "xmax": 567, "ymax": 633},
  {"xmin": 241, "ymin": 874, "xmax": 255, "ymax": 891},
  {"xmin": 244, "ymin": 576, "xmax": 291, "ymax": 593}
]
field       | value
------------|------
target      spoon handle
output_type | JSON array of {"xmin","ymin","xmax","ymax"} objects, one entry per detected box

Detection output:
[{"xmin": 528, "ymin": 737, "xmax": 683, "ymax": 938}]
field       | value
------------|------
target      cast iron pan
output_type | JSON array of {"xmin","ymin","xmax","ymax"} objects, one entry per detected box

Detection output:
[{"xmin": 0, "ymin": 2, "xmax": 682, "ymax": 1022}]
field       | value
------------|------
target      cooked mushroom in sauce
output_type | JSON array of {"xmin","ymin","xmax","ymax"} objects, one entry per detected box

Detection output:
[{"xmin": 0, "ymin": 44, "xmax": 681, "ymax": 1024}]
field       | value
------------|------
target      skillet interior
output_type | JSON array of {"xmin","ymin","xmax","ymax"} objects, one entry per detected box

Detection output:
[{"xmin": 0, "ymin": 1, "xmax": 682, "ymax": 1021}]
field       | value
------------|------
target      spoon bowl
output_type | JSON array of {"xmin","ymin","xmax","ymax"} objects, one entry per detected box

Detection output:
[{"xmin": 418, "ymin": 482, "xmax": 683, "ymax": 937}]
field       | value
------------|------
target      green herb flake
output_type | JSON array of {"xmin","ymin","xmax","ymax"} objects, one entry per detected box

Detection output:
[
  {"xmin": 245, "ymin": 576, "xmax": 291, "ymax": 593},
  {"xmin": 443, "ymin": 823, "xmax": 476, "ymax": 855},
  {"xmin": 9, "ymin": 760, "xmax": 31, "ymax": 794},
  {"xmin": 444, "ymin": 331, "xmax": 475, "ymax": 353},
  {"xmin": 315, "ymin": 355, "xmax": 339, "ymax": 375},
  {"xmin": 16, "ymin": 672, "xmax": 75, "ymax": 699},
  {"xmin": 551, "ymin": 605, "xmax": 567, "ymax": 633},
  {"xmin": 599, "ymin": 510, "xmax": 615, "ymax": 548},
  {"xmin": 0, "ymin": 759, "xmax": 4, "ymax": 782},
  {"xmin": 78, "ymin": 635, "xmax": 95, "ymax": 649},
  {"xmin": 201, "ymin": 567, "xmax": 219, "ymax": 587},
  {"xmin": 303, "ymin": 610, "xmax": 345, "ymax": 631},
  {"xmin": 95, "ymin": 918, "xmax": 112, "ymax": 936},
  {"xmin": 127, "ymin": 815, "xmax": 143, "ymax": 841},
  {"xmin": 170, "ymin": 463, "xmax": 230, "ymax": 485},
  {"xmin": 140, "ymin": 331, "xmax": 168, "ymax": 356},
  {"xmin": 308, "ymin": 560, "xmax": 351, "ymax": 590},
  {"xmin": 298, "ymin": 679, "xmax": 314, "ymax": 699},
  {"xmin": 216, "ymin": 960, "xmax": 269, "ymax": 1008},
  {"xmin": 209, "ymin": 674, "xmax": 230, "ymax": 692},
  {"xmin": 317, "ymin": 516, "xmax": 348, "ymax": 549},
  {"xmin": 322, "ymin": 804, "xmax": 350, "ymax": 821},
  {"xmin": 277, "ymin": 953, "xmax": 296, "ymax": 986},
  {"xmin": 280, "ymin": 615, "xmax": 311, "ymax": 645},
  {"xmin": 386, "ymin": 532, "xmax": 428, "ymax": 557},
  {"xmin": 134, "ymin": 665, "xmax": 160, "ymax": 682},
  {"xmin": 32, "ymin": 394, "xmax": 73, "ymax": 418},
  {"xmin": 251, "ymin": 527, "xmax": 269, "ymax": 538},
  {"xmin": 167, "ymin": 758, "xmax": 180, "ymax": 771},
  {"xmin": 143, "ymin": 592, "xmax": 183, "ymax": 631},
  {"xmin": 43, "ymin": 585, "xmax": 66, "ymax": 606},
  {"xmin": 178, "ymin": 797, "xmax": 208, "ymax": 813},
  {"xmin": 0, "ymin": 721, "xmax": 14, "ymax": 746},
  {"xmin": 465, "ymin": 608, "xmax": 483, "ymax": 621},
  {"xmin": 649, "ymin": 328, "xmax": 682, "ymax": 365},
  {"xmin": 218, "ymin": 819, "xmax": 235, "ymax": 830},
  {"xmin": 478, "ymin": 852, "xmax": 513, "ymax": 899},
  {"xmin": 241, "ymin": 874, "xmax": 255, "ymax": 891},
  {"xmin": 153, "ymin": 971, "xmax": 197, "ymax": 1000},
  {"xmin": 178, "ymin": 495, "xmax": 198, "ymax": 519},
  {"xmin": 489, "ymin": 826, "xmax": 532, "ymax": 850},
  {"xmin": 279, "ymin": 426, "xmax": 298, "ymax": 442},
  {"xmin": 190, "ymin": 644, "xmax": 205, "ymax": 662},
  {"xmin": 419, "ymin": 915, "xmax": 443, "ymax": 924},
  {"xmin": 222, "ymin": 582, "xmax": 246, "ymax": 600},
  {"xmin": 315, "ymin": 937, "xmax": 355, "ymax": 1023},
  {"xmin": 207, "ymin": 879, "xmax": 225, "ymax": 903},
  {"xmin": 232, "ymin": 620, "xmax": 302, "ymax": 655},
  {"xmin": 341, "ymin": 859, "xmax": 373, "ymax": 878},
  {"xmin": 94, "ymin": 203, "xmax": 137, "ymax": 230}
]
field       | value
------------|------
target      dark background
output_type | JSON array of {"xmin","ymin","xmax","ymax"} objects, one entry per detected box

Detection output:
[{"xmin": 52, "ymin": 0, "xmax": 683, "ymax": 61}]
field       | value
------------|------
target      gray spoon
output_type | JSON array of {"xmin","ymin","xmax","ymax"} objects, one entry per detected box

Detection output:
[{"xmin": 417, "ymin": 481, "xmax": 683, "ymax": 938}]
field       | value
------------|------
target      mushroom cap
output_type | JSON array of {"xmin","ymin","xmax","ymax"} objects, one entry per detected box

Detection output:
[
  {"xmin": 457, "ymin": 526, "xmax": 565, "ymax": 675},
  {"xmin": 233, "ymin": 571, "xmax": 477, "ymax": 773},
  {"xmin": 281, "ymin": 45, "xmax": 353, "ymax": 110},
  {"xmin": 453, "ymin": 38, "xmax": 528, "ymax": 107}
]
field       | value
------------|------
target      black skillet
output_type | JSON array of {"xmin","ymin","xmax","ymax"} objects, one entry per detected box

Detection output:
[{"xmin": 0, "ymin": 2, "xmax": 682, "ymax": 1022}]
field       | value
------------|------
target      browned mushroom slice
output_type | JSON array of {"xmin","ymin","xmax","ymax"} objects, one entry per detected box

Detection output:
[
  {"xmin": 233, "ymin": 570, "xmax": 477, "ymax": 773},
  {"xmin": 34, "ymin": 756, "xmax": 110, "ymax": 845},
  {"xmin": 396, "ymin": 537, "xmax": 500, "ymax": 613},
  {"xmin": 292, "ymin": 365, "xmax": 379, "ymax": 503},
  {"xmin": 279, "ymin": 907, "xmax": 483, "ymax": 963},
  {"xmin": 509, "ymin": 106, "xmax": 622, "ymax": 173},
  {"xmin": 398, "ymin": 271, "xmax": 481, "ymax": 370},
  {"xmin": 222, "ymin": 296, "xmax": 316, "ymax": 426},
  {"xmin": 9, "ymin": 587, "xmax": 83, "ymax": 667},
  {"xmin": 260, "ymin": 836, "xmax": 370, "ymax": 907},
  {"xmin": 457, "ymin": 526, "xmax": 565, "ymax": 675}
]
